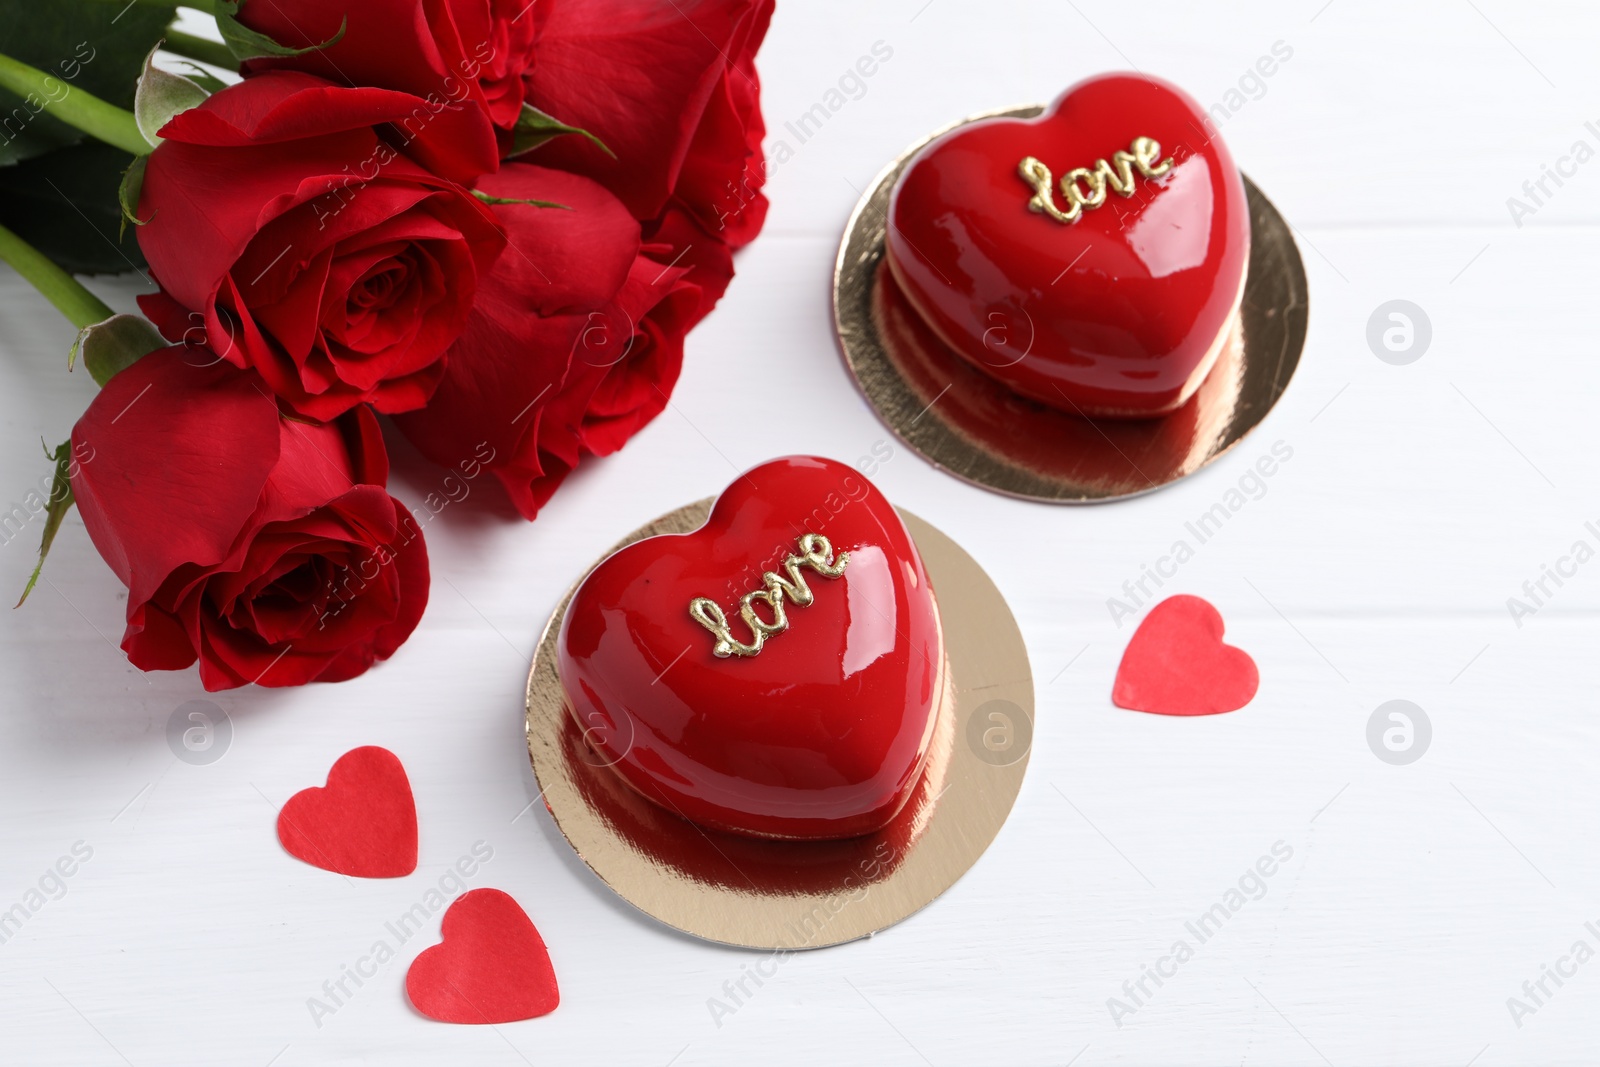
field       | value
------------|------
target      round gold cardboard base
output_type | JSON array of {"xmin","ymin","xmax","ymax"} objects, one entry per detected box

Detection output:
[
  {"xmin": 833, "ymin": 105, "xmax": 1309, "ymax": 503},
  {"xmin": 525, "ymin": 501, "xmax": 1032, "ymax": 950}
]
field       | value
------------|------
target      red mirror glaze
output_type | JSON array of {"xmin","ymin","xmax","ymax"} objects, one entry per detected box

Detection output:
[
  {"xmin": 886, "ymin": 73, "xmax": 1250, "ymax": 419},
  {"xmin": 558, "ymin": 456, "xmax": 943, "ymax": 840}
]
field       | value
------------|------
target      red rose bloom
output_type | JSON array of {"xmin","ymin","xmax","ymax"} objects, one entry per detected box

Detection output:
[
  {"xmin": 513, "ymin": 0, "xmax": 772, "ymax": 334},
  {"xmin": 394, "ymin": 163, "xmax": 700, "ymax": 518},
  {"xmin": 136, "ymin": 72, "xmax": 505, "ymax": 420},
  {"xmin": 70, "ymin": 348, "xmax": 429, "ymax": 690},
  {"xmin": 526, "ymin": 0, "xmax": 774, "ymax": 247},
  {"xmin": 237, "ymin": 0, "xmax": 540, "ymax": 141}
]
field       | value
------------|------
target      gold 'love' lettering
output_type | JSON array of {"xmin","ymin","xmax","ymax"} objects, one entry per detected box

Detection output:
[
  {"xmin": 1016, "ymin": 136, "xmax": 1174, "ymax": 224},
  {"xmin": 688, "ymin": 534, "xmax": 850, "ymax": 659}
]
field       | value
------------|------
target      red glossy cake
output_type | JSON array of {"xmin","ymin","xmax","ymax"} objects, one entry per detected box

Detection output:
[
  {"xmin": 557, "ymin": 456, "xmax": 945, "ymax": 841},
  {"xmin": 885, "ymin": 72, "xmax": 1250, "ymax": 419}
]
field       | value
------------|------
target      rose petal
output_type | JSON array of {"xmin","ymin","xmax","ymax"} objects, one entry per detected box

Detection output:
[
  {"xmin": 472, "ymin": 164, "xmax": 640, "ymax": 313},
  {"xmin": 238, "ymin": 0, "xmax": 537, "ymax": 137},
  {"xmin": 71, "ymin": 348, "xmax": 280, "ymax": 606},
  {"xmin": 158, "ymin": 70, "xmax": 498, "ymax": 184},
  {"xmin": 642, "ymin": 204, "xmax": 733, "ymax": 326}
]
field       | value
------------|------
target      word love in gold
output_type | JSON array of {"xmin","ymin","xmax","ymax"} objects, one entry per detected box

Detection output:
[
  {"xmin": 1016, "ymin": 136, "xmax": 1174, "ymax": 224},
  {"xmin": 689, "ymin": 534, "xmax": 850, "ymax": 659}
]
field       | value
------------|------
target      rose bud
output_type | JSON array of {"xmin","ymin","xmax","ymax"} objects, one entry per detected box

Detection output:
[
  {"xmin": 70, "ymin": 348, "xmax": 428, "ymax": 691},
  {"xmin": 136, "ymin": 71, "xmax": 505, "ymax": 420},
  {"xmin": 393, "ymin": 163, "xmax": 700, "ymax": 519}
]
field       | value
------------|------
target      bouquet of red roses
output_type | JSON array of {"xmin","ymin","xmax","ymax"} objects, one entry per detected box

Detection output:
[{"xmin": 0, "ymin": 0, "xmax": 772, "ymax": 689}]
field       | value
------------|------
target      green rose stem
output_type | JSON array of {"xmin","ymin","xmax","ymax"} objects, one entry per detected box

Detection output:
[
  {"xmin": 0, "ymin": 52, "xmax": 150, "ymax": 157},
  {"xmin": 0, "ymin": 223, "xmax": 114, "ymax": 331},
  {"xmin": 161, "ymin": 28, "xmax": 238, "ymax": 70},
  {"xmin": 0, "ymin": 222, "xmax": 117, "ymax": 607}
]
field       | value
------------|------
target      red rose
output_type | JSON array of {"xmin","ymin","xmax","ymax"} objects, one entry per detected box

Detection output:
[
  {"xmin": 136, "ymin": 71, "xmax": 505, "ymax": 420},
  {"xmin": 394, "ymin": 163, "xmax": 700, "ymax": 518},
  {"xmin": 70, "ymin": 348, "xmax": 429, "ymax": 690},
  {"xmin": 526, "ymin": 0, "xmax": 774, "ymax": 248},
  {"xmin": 237, "ymin": 0, "xmax": 540, "ymax": 141}
]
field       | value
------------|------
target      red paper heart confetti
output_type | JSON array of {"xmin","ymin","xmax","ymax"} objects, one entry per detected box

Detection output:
[
  {"xmin": 277, "ymin": 746, "xmax": 418, "ymax": 877},
  {"xmin": 406, "ymin": 889, "xmax": 560, "ymax": 1024},
  {"xmin": 1113, "ymin": 595, "xmax": 1258, "ymax": 716}
]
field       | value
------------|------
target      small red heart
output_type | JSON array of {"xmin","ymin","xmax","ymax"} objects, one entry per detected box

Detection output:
[
  {"xmin": 405, "ymin": 889, "xmax": 560, "ymax": 1024},
  {"xmin": 1113, "ymin": 596, "xmax": 1258, "ymax": 716},
  {"xmin": 277, "ymin": 746, "xmax": 417, "ymax": 877}
]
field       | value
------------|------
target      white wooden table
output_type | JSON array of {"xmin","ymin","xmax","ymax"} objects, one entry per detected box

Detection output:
[{"xmin": 1, "ymin": 1, "xmax": 1596, "ymax": 1063}]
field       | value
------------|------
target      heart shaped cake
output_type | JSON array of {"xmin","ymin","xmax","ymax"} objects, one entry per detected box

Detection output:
[
  {"xmin": 557, "ymin": 456, "xmax": 944, "ymax": 840},
  {"xmin": 885, "ymin": 73, "xmax": 1250, "ymax": 419}
]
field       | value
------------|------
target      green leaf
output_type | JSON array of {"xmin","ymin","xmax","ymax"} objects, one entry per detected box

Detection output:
[
  {"xmin": 15, "ymin": 439, "xmax": 76, "ymax": 608},
  {"xmin": 172, "ymin": 61, "xmax": 227, "ymax": 94},
  {"xmin": 133, "ymin": 44, "xmax": 208, "ymax": 147},
  {"xmin": 70, "ymin": 311, "xmax": 164, "ymax": 385},
  {"xmin": 0, "ymin": 0, "xmax": 175, "ymax": 165},
  {"xmin": 471, "ymin": 188, "xmax": 570, "ymax": 211},
  {"xmin": 507, "ymin": 102, "xmax": 614, "ymax": 159},
  {"xmin": 117, "ymin": 151, "xmax": 149, "ymax": 233},
  {"xmin": 0, "ymin": 140, "xmax": 147, "ymax": 275},
  {"xmin": 215, "ymin": 2, "xmax": 345, "ymax": 61}
]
